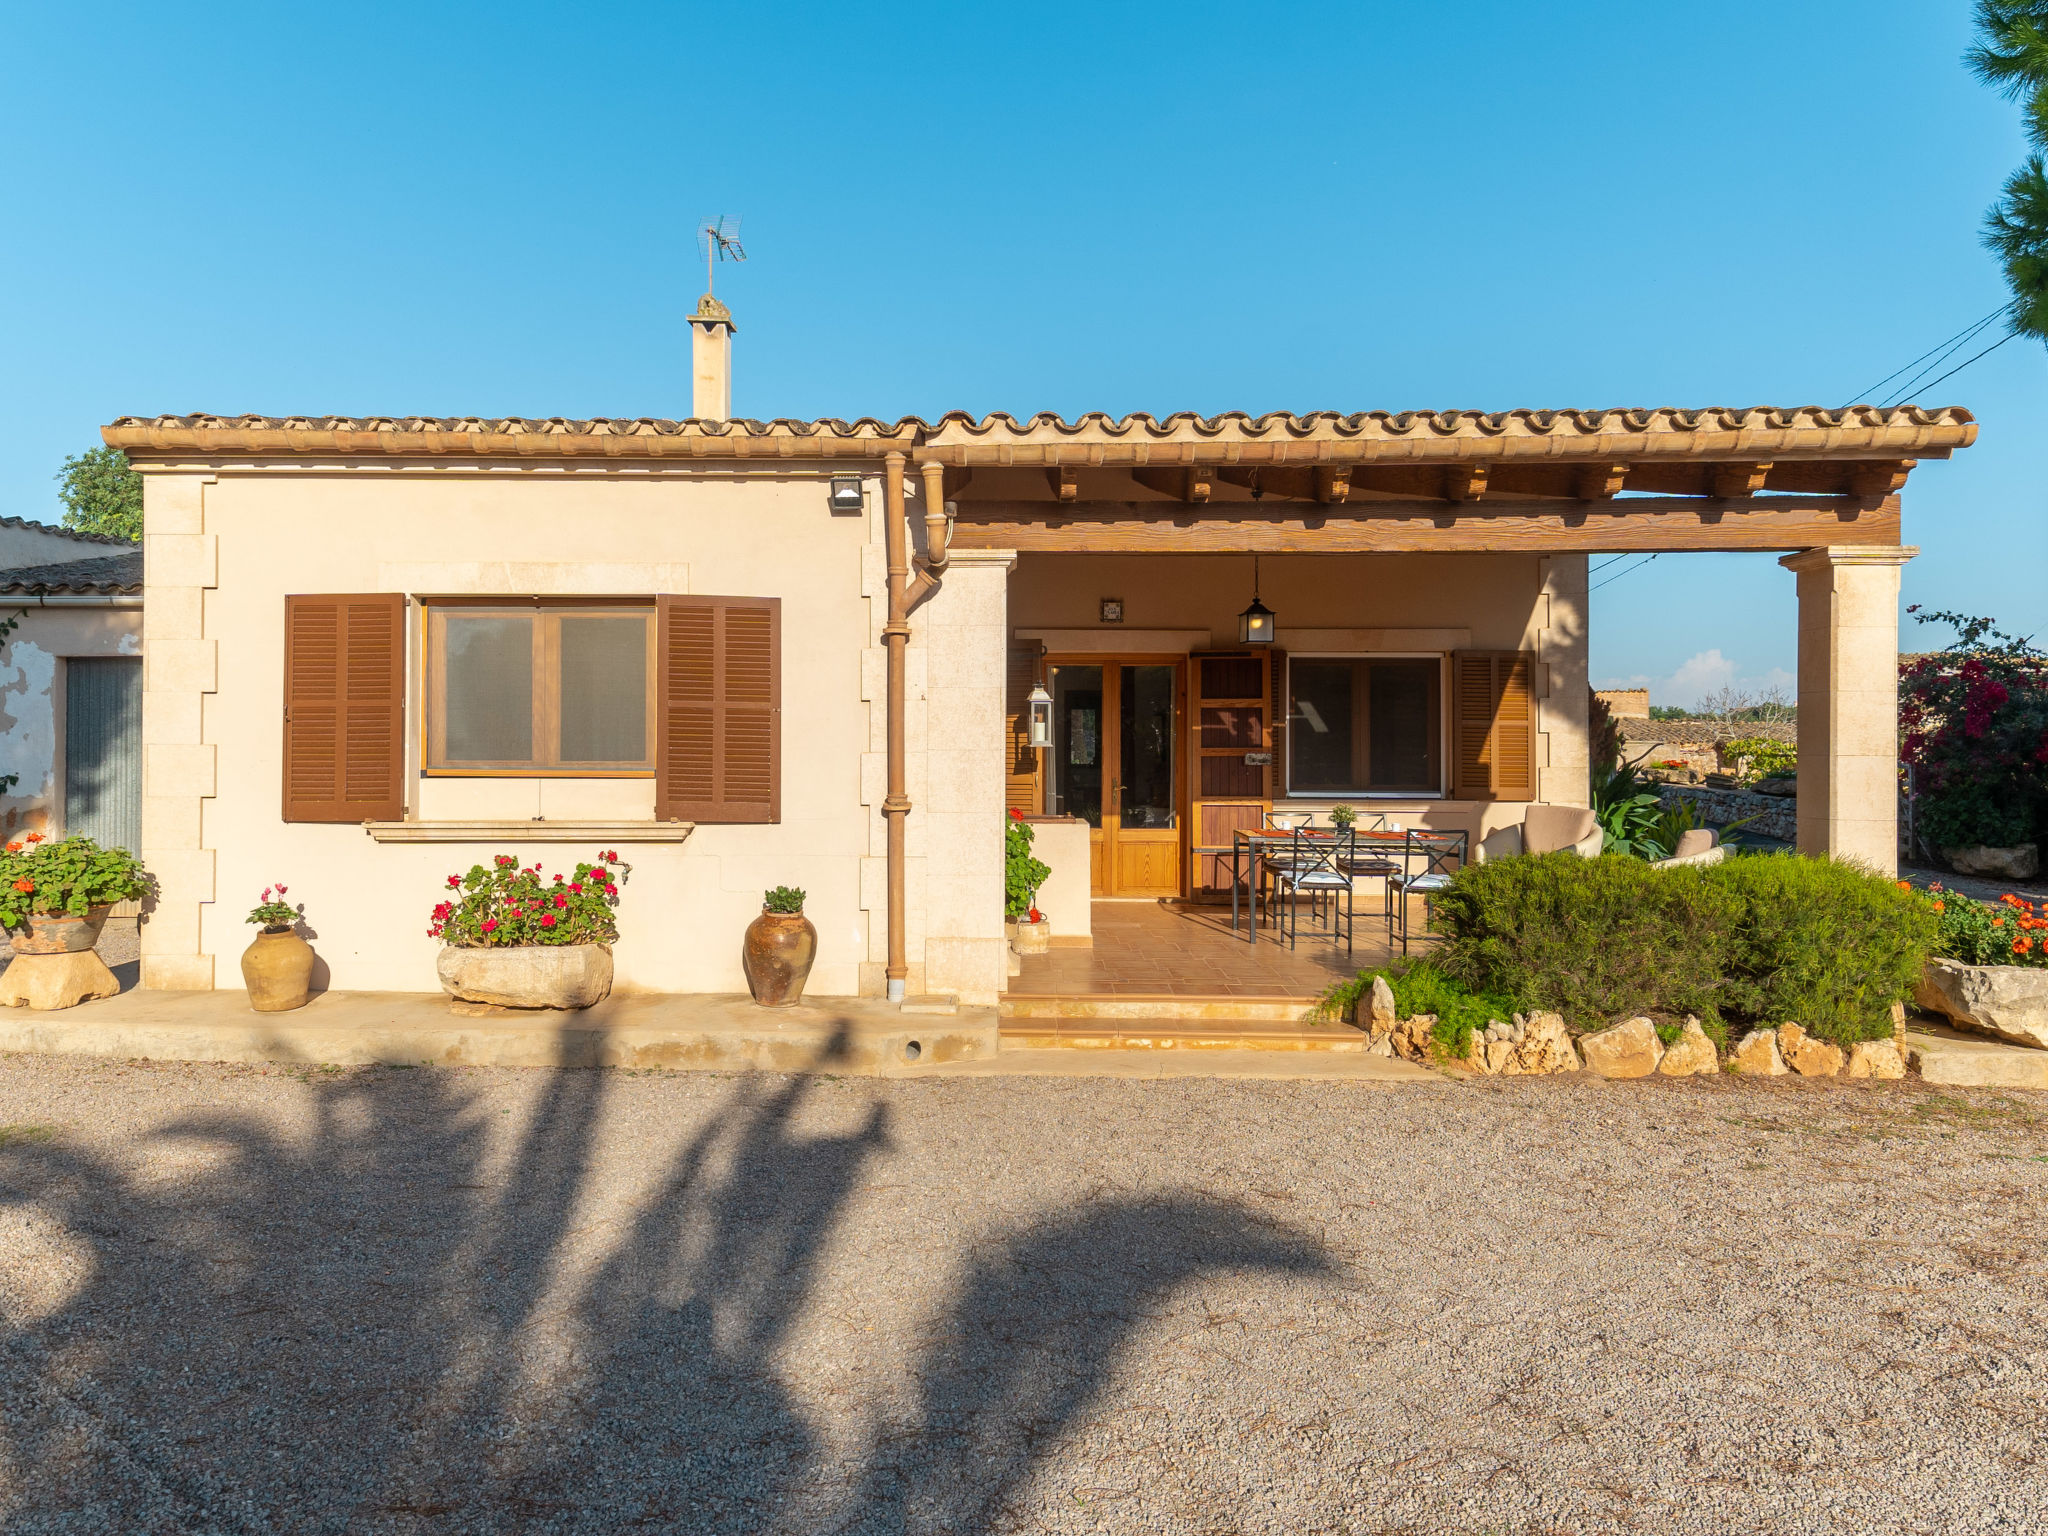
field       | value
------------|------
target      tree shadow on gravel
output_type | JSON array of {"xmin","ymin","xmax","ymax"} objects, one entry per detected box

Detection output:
[{"xmin": 0, "ymin": 1031, "xmax": 1329, "ymax": 1534}]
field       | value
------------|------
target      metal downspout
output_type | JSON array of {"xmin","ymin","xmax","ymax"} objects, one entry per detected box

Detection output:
[{"xmin": 883, "ymin": 452, "xmax": 911, "ymax": 1002}]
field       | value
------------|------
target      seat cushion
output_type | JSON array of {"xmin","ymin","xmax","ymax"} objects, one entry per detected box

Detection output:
[
  {"xmin": 1522, "ymin": 804, "xmax": 1600, "ymax": 855},
  {"xmin": 1478, "ymin": 824, "xmax": 1524, "ymax": 863},
  {"xmin": 1672, "ymin": 828, "xmax": 1717, "ymax": 858}
]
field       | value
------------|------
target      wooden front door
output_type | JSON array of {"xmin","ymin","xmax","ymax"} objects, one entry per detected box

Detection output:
[{"xmin": 1045, "ymin": 656, "xmax": 1183, "ymax": 897}]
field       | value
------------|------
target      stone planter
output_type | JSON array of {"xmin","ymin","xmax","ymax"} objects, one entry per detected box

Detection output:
[
  {"xmin": 241, "ymin": 927, "xmax": 315, "ymax": 1012},
  {"xmin": 1007, "ymin": 916, "xmax": 1051, "ymax": 956},
  {"xmin": 1942, "ymin": 844, "xmax": 2040, "ymax": 881},
  {"xmin": 1916, "ymin": 957, "xmax": 2048, "ymax": 1049},
  {"xmin": 437, "ymin": 943, "xmax": 613, "ymax": 1010},
  {"xmin": 10, "ymin": 905, "xmax": 111, "ymax": 955},
  {"xmin": 743, "ymin": 908, "xmax": 817, "ymax": 1008}
]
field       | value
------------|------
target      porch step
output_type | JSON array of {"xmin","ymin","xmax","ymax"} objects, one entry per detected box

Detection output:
[
  {"xmin": 1000, "ymin": 993, "xmax": 1321, "ymax": 1023},
  {"xmin": 999, "ymin": 1018, "xmax": 1369, "ymax": 1052}
]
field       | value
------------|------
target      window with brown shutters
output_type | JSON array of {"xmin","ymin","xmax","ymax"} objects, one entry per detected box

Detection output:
[
  {"xmin": 283, "ymin": 594, "xmax": 406, "ymax": 823},
  {"xmin": 1451, "ymin": 650, "xmax": 1538, "ymax": 801},
  {"xmin": 656, "ymin": 594, "xmax": 780, "ymax": 823}
]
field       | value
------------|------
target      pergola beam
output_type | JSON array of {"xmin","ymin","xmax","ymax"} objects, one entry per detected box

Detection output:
[{"xmin": 946, "ymin": 494, "xmax": 1901, "ymax": 554}]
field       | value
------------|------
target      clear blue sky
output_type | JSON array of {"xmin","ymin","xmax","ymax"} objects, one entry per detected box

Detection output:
[{"xmin": 2, "ymin": 2, "xmax": 2040, "ymax": 700}]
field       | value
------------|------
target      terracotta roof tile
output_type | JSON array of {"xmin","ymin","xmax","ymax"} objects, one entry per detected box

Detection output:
[
  {"xmin": 0, "ymin": 551, "xmax": 144, "ymax": 595},
  {"xmin": 0, "ymin": 515, "xmax": 134, "ymax": 549}
]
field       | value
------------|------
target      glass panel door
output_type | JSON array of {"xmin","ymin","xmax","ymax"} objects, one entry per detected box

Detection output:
[{"xmin": 1113, "ymin": 664, "xmax": 1181, "ymax": 897}]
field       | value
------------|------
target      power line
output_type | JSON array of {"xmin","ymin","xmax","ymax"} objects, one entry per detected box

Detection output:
[
  {"xmin": 1842, "ymin": 306, "xmax": 2005, "ymax": 408},
  {"xmin": 1886, "ymin": 327, "xmax": 2021, "ymax": 403},
  {"xmin": 1588, "ymin": 553, "xmax": 1658, "ymax": 593}
]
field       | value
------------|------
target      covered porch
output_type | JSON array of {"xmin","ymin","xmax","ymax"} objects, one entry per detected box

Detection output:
[{"xmin": 902, "ymin": 406, "xmax": 1978, "ymax": 1014}]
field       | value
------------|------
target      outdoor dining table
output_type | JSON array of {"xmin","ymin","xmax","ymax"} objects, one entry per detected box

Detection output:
[{"xmin": 1220, "ymin": 825, "xmax": 1470, "ymax": 946}]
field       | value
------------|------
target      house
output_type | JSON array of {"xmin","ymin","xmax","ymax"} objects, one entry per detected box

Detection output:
[
  {"xmin": 0, "ymin": 526, "xmax": 143, "ymax": 848},
  {"xmin": 104, "ymin": 304, "xmax": 1975, "ymax": 1005}
]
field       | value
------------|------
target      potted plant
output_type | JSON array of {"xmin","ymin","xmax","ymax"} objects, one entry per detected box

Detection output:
[
  {"xmin": 1913, "ymin": 883, "xmax": 2048, "ymax": 1048},
  {"xmin": 1329, "ymin": 804, "xmax": 1358, "ymax": 832},
  {"xmin": 1005, "ymin": 810, "xmax": 1053, "ymax": 956},
  {"xmin": 0, "ymin": 833, "xmax": 149, "ymax": 955},
  {"xmin": 744, "ymin": 885, "xmax": 818, "ymax": 1008},
  {"xmin": 242, "ymin": 884, "xmax": 315, "ymax": 1012},
  {"xmin": 430, "ymin": 851, "xmax": 629, "ymax": 1010}
]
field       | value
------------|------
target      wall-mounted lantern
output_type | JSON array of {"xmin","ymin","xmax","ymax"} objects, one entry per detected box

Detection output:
[
  {"xmin": 828, "ymin": 475, "xmax": 865, "ymax": 514},
  {"xmin": 1238, "ymin": 555, "xmax": 1276, "ymax": 645},
  {"xmin": 1027, "ymin": 683, "xmax": 1053, "ymax": 748}
]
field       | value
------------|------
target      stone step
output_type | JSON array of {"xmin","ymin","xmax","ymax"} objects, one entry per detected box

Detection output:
[
  {"xmin": 999, "ymin": 1019, "xmax": 1369, "ymax": 1052},
  {"xmin": 999, "ymin": 994, "xmax": 1320, "ymax": 1022},
  {"xmin": 1906, "ymin": 1027, "xmax": 2048, "ymax": 1090},
  {"xmin": 900, "ymin": 994, "xmax": 959, "ymax": 1015}
]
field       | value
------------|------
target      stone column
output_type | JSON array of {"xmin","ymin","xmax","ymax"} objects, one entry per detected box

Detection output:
[
  {"xmin": 914, "ymin": 548, "xmax": 1015, "ymax": 1006},
  {"xmin": 139, "ymin": 474, "xmax": 221, "ymax": 989},
  {"xmin": 1535, "ymin": 554, "xmax": 1591, "ymax": 807},
  {"xmin": 1777, "ymin": 545, "xmax": 1916, "ymax": 876}
]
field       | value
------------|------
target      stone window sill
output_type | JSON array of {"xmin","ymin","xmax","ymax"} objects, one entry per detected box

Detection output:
[{"xmin": 362, "ymin": 820, "xmax": 695, "ymax": 844}]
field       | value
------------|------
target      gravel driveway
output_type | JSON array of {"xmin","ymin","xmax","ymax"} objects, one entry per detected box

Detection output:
[{"xmin": 1, "ymin": 1055, "xmax": 2045, "ymax": 1534}]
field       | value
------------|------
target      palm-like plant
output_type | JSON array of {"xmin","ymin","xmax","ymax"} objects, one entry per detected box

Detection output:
[{"xmin": 1971, "ymin": 2, "xmax": 2048, "ymax": 338}]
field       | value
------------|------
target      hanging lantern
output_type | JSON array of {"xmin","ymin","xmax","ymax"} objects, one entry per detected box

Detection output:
[
  {"xmin": 1027, "ymin": 683, "xmax": 1053, "ymax": 748},
  {"xmin": 1238, "ymin": 555, "xmax": 1275, "ymax": 645}
]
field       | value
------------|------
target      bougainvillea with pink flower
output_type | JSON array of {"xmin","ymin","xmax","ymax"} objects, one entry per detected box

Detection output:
[
  {"xmin": 1900, "ymin": 609, "xmax": 2048, "ymax": 851},
  {"xmin": 429, "ymin": 851, "xmax": 630, "ymax": 948}
]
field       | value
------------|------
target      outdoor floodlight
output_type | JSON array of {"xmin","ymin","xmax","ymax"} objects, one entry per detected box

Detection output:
[{"xmin": 828, "ymin": 475, "xmax": 865, "ymax": 515}]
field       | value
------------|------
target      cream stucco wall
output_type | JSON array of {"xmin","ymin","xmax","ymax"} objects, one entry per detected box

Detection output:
[
  {"xmin": 1008, "ymin": 550, "xmax": 1591, "ymax": 842},
  {"xmin": 143, "ymin": 469, "xmax": 892, "ymax": 996},
  {"xmin": 0, "ymin": 606, "xmax": 143, "ymax": 837}
]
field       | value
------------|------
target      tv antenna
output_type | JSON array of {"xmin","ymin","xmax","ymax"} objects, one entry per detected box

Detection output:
[{"xmin": 698, "ymin": 215, "xmax": 747, "ymax": 299}]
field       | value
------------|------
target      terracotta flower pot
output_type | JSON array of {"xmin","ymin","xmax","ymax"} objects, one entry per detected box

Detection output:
[
  {"xmin": 241, "ymin": 927, "xmax": 315, "ymax": 1012},
  {"xmin": 743, "ymin": 908, "xmax": 817, "ymax": 1008},
  {"xmin": 10, "ymin": 906, "xmax": 110, "ymax": 955}
]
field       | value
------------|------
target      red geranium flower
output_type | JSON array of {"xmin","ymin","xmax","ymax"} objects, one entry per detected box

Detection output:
[
  {"xmin": 481, "ymin": 918, "xmax": 498, "ymax": 933},
  {"xmin": 540, "ymin": 913, "xmax": 556, "ymax": 927},
  {"xmin": 553, "ymin": 892, "xmax": 567, "ymax": 908}
]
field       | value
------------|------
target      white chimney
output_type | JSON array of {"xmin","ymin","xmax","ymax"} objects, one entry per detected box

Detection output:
[{"xmin": 690, "ymin": 295, "xmax": 734, "ymax": 421}]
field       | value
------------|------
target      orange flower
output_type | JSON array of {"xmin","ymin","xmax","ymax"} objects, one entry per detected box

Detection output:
[
  {"xmin": 4, "ymin": 843, "xmax": 20, "ymax": 855},
  {"xmin": 1897, "ymin": 880, "xmax": 1912, "ymax": 891},
  {"xmin": 23, "ymin": 832, "xmax": 42, "ymax": 844},
  {"xmin": 11, "ymin": 879, "xmax": 31, "ymax": 893},
  {"xmin": 1932, "ymin": 900, "xmax": 1945, "ymax": 912},
  {"xmin": 2016, "ymin": 937, "xmax": 2033, "ymax": 955}
]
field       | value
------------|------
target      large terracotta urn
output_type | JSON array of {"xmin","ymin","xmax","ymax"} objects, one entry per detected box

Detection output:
[
  {"xmin": 10, "ymin": 906, "xmax": 111, "ymax": 955},
  {"xmin": 241, "ymin": 928, "xmax": 316, "ymax": 1012},
  {"xmin": 744, "ymin": 908, "xmax": 817, "ymax": 1008}
]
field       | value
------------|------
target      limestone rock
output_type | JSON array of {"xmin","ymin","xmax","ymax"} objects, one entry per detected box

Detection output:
[
  {"xmin": 1391, "ymin": 1012, "xmax": 1436, "ymax": 1062},
  {"xmin": 0, "ymin": 950, "xmax": 119, "ymax": 1011},
  {"xmin": 1846, "ymin": 1038, "xmax": 1906, "ymax": 1080},
  {"xmin": 1915, "ymin": 958, "xmax": 2048, "ymax": 1050},
  {"xmin": 1508, "ymin": 1011, "xmax": 1579, "ymax": 1074},
  {"xmin": 1656, "ymin": 1016, "xmax": 1719, "ymax": 1076},
  {"xmin": 1368, "ymin": 975, "xmax": 1398, "ymax": 1036},
  {"xmin": 1732, "ymin": 1028, "xmax": 1788, "ymax": 1076},
  {"xmin": 436, "ymin": 943, "xmax": 613, "ymax": 1010},
  {"xmin": 1366, "ymin": 1032, "xmax": 1395, "ymax": 1059},
  {"xmin": 1579, "ymin": 1017, "xmax": 1663, "ymax": 1079},
  {"xmin": 1483, "ymin": 1037, "xmax": 1516, "ymax": 1075},
  {"xmin": 1778, "ymin": 1022, "xmax": 1843, "ymax": 1078},
  {"xmin": 1944, "ymin": 843, "xmax": 2041, "ymax": 880}
]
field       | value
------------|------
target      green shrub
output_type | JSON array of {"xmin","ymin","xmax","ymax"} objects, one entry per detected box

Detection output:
[
  {"xmin": 1311, "ymin": 957, "xmax": 1518, "ymax": 1061},
  {"xmin": 1724, "ymin": 735, "xmax": 1796, "ymax": 783},
  {"xmin": 1430, "ymin": 851, "xmax": 1932, "ymax": 1048},
  {"xmin": 1004, "ymin": 812, "xmax": 1051, "ymax": 920}
]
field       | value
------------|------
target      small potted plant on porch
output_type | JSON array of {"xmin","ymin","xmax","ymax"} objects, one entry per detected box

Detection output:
[
  {"xmin": 1006, "ymin": 809, "xmax": 1053, "ymax": 956},
  {"xmin": 0, "ymin": 833, "xmax": 151, "ymax": 1010},
  {"xmin": 242, "ymin": 883, "xmax": 316, "ymax": 1012},
  {"xmin": 431, "ymin": 851, "xmax": 629, "ymax": 1010},
  {"xmin": 1329, "ymin": 804, "xmax": 1358, "ymax": 832},
  {"xmin": 744, "ymin": 886, "xmax": 818, "ymax": 1008}
]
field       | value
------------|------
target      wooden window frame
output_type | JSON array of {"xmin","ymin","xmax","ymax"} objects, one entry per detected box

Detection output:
[
  {"xmin": 1281, "ymin": 653, "xmax": 1446, "ymax": 799},
  {"xmin": 419, "ymin": 597, "xmax": 658, "ymax": 777}
]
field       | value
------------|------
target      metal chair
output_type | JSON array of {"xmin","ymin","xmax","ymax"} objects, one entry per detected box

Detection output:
[
  {"xmin": 1270, "ymin": 825, "xmax": 1357, "ymax": 953},
  {"xmin": 1384, "ymin": 832, "xmax": 1463, "ymax": 954}
]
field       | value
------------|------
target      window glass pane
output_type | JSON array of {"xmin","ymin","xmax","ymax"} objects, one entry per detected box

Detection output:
[
  {"xmin": 1369, "ymin": 660, "xmax": 1436, "ymax": 790},
  {"xmin": 1291, "ymin": 661, "xmax": 1360, "ymax": 792},
  {"xmin": 559, "ymin": 615, "xmax": 649, "ymax": 764},
  {"xmin": 444, "ymin": 616, "xmax": 533, "ymax": 762},
  {"xmin": 1051, "ymin": 665, "xmax": 1103, "ymax": 826},
  {"xmin": 1120, "ymin": 665, "xmax": 1177, "ymax": 828}
]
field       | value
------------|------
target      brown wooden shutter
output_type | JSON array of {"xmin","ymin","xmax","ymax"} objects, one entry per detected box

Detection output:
[
  {"xmin": 1451, "ymin": 650, "xmax": 1538, "ymax": 802},
  {"xmin": 1188, "ymin": 650, "xmax": 1272, "ymax": 896},
  {"xmin": 1266, "ymin": 646, "xmax": 1288, "ymax": 801},
  {"xmin": 656, "ymin": 595, "xmax": 780, "ymax": 823},
  {"xmin": 282, "ymin": 594, "xmax": 406, "ymax": 823},
  {"xmin": 1005, "ymin": 640, "xmax": 1045, "ymax": 815}
]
